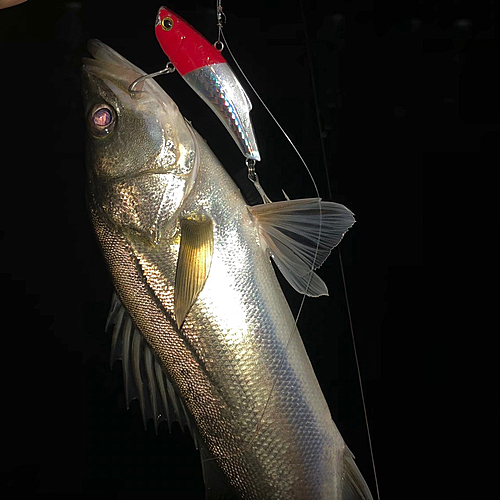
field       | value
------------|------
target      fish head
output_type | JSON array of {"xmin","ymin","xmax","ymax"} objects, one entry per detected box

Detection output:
[{"xmin": 82, "ymin": 39, "xmax": 198, "ymax": 243}]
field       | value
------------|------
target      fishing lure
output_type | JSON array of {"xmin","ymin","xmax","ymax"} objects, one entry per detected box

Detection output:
[{"xmin": 155, "ymin": 6, "xmax": 260, "ymax": 162}]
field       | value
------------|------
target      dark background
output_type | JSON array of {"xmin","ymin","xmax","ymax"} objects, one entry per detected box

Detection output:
[{"xmin": 1, "ymin": 1, "xmax": 497, "ymax": 499}]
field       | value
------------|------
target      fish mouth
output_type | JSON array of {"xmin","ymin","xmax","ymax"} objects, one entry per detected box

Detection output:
[
  {"xmin": 82, "ymin": 39, "xmax": 145, "ymax": 86},
  {"xmin": 82, "ymin": 39, "xmax": 177, "ymax": 109}
]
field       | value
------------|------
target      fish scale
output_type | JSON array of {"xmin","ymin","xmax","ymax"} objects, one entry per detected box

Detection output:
[{"xmin": 83, "ymin": 39, "xmax": 371, "ymax": 499}]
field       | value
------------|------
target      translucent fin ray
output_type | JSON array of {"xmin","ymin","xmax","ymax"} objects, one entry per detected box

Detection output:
[
  {"xmin": 342, "ymin": 449, "xmax": 374, "ymax": 500},
  {"xmin": 249, "ymin": 198, "xmax": 355, "ymax": 296},
  {"xmin": 174, "ymin": 215, "xmax": 214, "ymax": 328},
  {"xmin": 106, "ymin": 292, "xmax": 198, "ymax": 445}
]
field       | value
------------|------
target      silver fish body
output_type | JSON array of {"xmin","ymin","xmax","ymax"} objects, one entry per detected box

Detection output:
[{"xmin": 83, "ymin": 39, "xmax": 372, "ymax": 500}]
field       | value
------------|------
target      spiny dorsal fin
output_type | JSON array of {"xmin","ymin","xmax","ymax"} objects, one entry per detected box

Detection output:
[
  {"xmin": 249, "ymin": 198, "xmax": 355, "ymax": 297},
  {"xmin": 174, "ymin": 214, "xmax": 214, "ymax": 328},
  {"xmin": 106, "ymin": 292, "xmax": 198, "ymax": 445}
]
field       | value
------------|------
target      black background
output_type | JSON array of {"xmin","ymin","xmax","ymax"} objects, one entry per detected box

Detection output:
[{"xmin": 1, "ymin": 1, "xmax": 497, "ymax": 499}]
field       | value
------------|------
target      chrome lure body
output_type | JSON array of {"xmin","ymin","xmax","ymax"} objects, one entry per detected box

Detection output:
[
  {"xmin": 155, "ymin": 6, "xmax": 260, "ymax": 161},
  {"xmin": 183, "ymin": 62, "xmax": 259, "ymax": 161},
  {"xmin": 82, "ymin": 39, "xmax": 372, "ymax": 500}
]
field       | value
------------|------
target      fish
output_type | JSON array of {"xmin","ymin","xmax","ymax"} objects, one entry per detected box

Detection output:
[
  {"xmin": 82, "ymin": 38, "xmax": 373, "ymax": 500},
  {"xmin": 155, "ymin": 6, "xmax": 260, "ymax": 162}
]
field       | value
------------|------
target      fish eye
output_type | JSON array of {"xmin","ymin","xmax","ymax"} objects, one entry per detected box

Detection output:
[
  {"xmin": 161, "ymin": 16, "xmax": 174, "ymax": 31},
  {"xmin": 88, "ymin": 103, "xmax": 116, "ymax": 138}
]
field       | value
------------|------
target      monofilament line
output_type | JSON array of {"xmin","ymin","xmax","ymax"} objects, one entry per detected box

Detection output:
[
  {"xmin": 297, "ymin": 0, "xmax": 380, "ymax": 497},
  {"xmin": 220, "ymin": 31, "xmax": 321, "ymax": 199},
  {"xmin": 339, "ymin": 253, "xmax": 380, "ymax": 500}
]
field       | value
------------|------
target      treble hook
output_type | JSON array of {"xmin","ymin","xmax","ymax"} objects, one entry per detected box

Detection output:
[{"xmin": 128, "ymin": 62, "xmax": 176, "ymax": 94}]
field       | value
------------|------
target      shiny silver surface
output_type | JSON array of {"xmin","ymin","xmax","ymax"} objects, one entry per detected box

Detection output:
[
  {"xmin": 184, "ymin": 62, "xmax": 260, "ymax": 161},
  {"xmin": 82, "ymin": 40, "xmax": 371, "ymax": 500}
]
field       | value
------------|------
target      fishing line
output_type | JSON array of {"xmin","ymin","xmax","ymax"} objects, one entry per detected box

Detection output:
[
  {"xmin": 339, "ymin": 251, "xmax": 380, "ymax": 500},
  {"xmin": 207, "ymin": 6, "xmax": 380, "ymax": 499},
  {"xmin": 219, "ymin": 29, "xmax": 321, "ymax": 199},
  {"xmin": 297, "ymin": 1, "xmax": 380, "ymax": 497},
  {"xmin": 215, "ymin": 0, "xmax": 225, "ymax": 50},
  {"xmin": 131, "ymin": 3, "xmax": 322, "ymax": 463}
]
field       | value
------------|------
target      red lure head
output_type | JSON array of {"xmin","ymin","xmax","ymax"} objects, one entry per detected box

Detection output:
[{"xmin": 155, "ymin": 6, "xmax": 226, "ymax": 76}]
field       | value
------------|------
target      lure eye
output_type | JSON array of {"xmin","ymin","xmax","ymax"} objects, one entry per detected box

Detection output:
[
  {"xmin": 161, "ymin": 16, "xmax": 174, "ymax": 31},
  {"xmin": 88, "ymin": 104, "xmax": 116, "ymax": 138}
]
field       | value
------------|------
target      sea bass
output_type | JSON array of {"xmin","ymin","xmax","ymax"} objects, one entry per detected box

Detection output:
[{"xmin": 82, "ymin": 39, "xmax": 372, "ymax": 500}]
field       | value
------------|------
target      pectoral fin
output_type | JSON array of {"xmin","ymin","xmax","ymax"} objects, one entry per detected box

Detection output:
[{"xmin": 174, "ymin": 214, "xmax": 214, "ymax": 328}]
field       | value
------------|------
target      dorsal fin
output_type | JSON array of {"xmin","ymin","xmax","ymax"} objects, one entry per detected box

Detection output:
[
  {"xmin": 249, "ymin": 198, "xmax": 355, "ymax": 296},
  {"xmin": 105, "ymin": 292, "xmax": 198, "ymax": 444}
]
